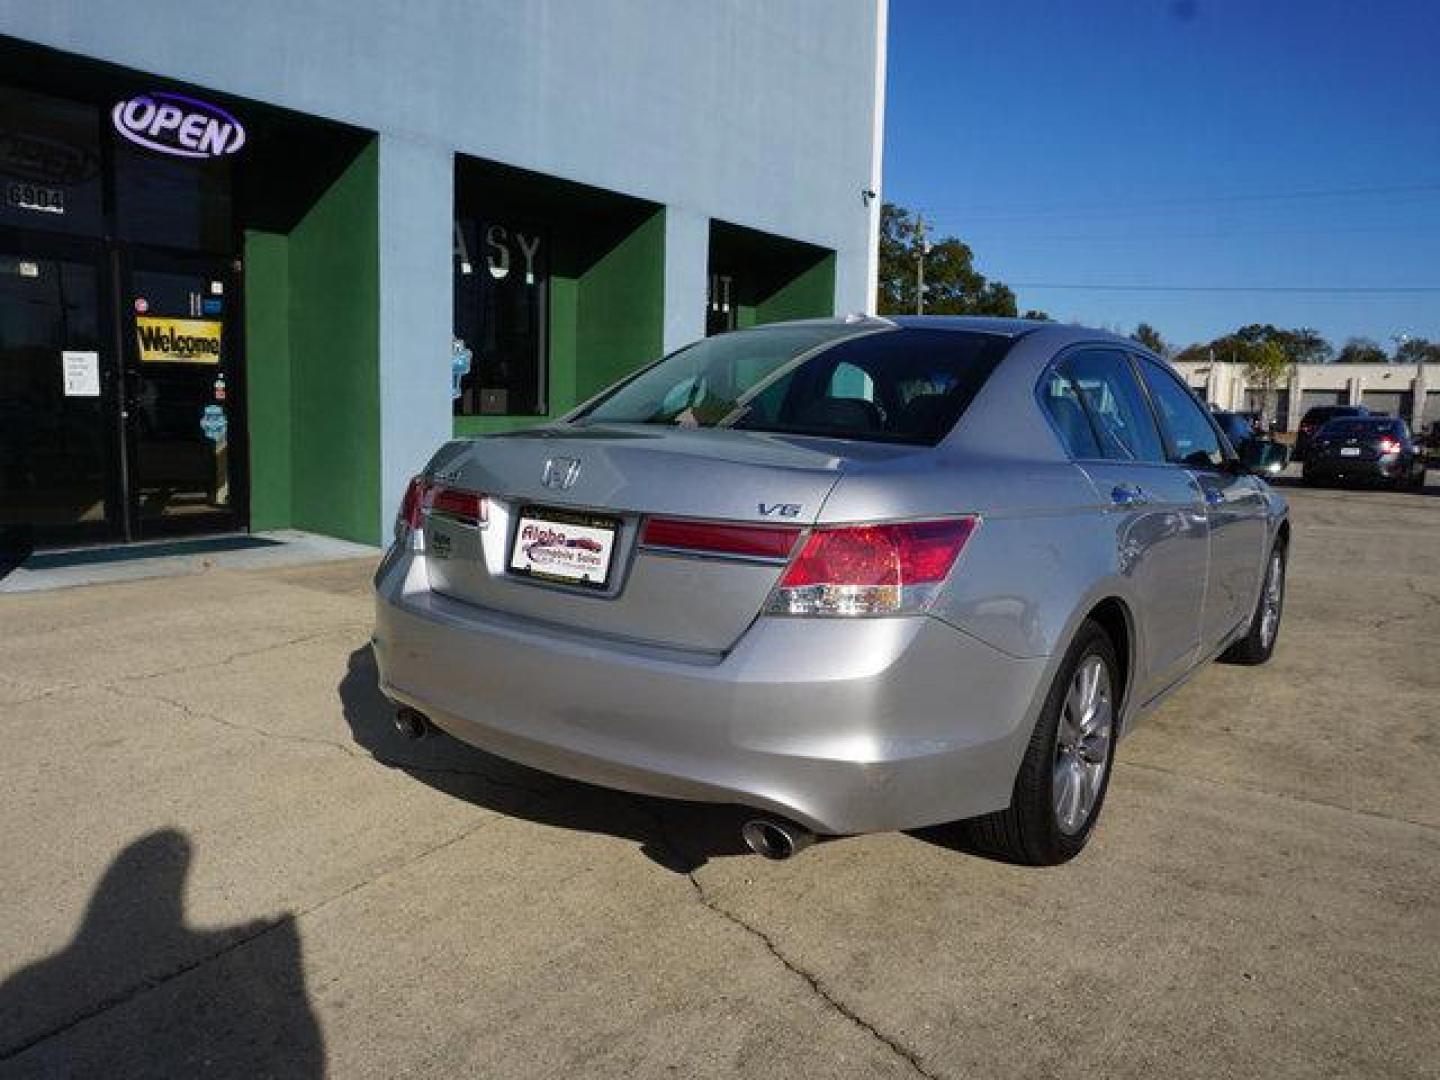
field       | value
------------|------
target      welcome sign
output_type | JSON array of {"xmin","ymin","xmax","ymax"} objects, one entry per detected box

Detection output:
[{"xmin": 137, "ymin": 316, "xmax": 223, "ymax": 363}]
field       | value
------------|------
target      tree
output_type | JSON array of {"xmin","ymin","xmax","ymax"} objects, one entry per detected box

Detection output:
[
  {"xmin": 1243, "ymin": 340, "xmax": 1293, "ymax": 429},
  {"xmin": 876, "ymin": 202, "xmax": 1019, "ymax": 317},
  {"xmin": 1232, "ymin": 323, "xmax": 1334, "ymax": 365},
  {"xmin": 1396, "ymin": 337, "xmax": 1440, "ymax": 365},
  {"xmin": 1287, "ymin": 327, "xmax": 1334, "ymax": 365},
  {"xmin": 1131, "ymin": 322, "xmax": 1170, "ymax": 357},
  {"xmin": 1022, "ymin": 309, "xmax": 1052, "ymax": 321},
  {"xmin": 1337, "ymin": 337, "xmax": 1388, "ymax": 364}
]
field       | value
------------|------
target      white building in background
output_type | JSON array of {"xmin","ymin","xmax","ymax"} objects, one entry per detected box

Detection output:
[{"xmin": 1173, "ymin": 359, "xmax": 1438, "ymax": 432}]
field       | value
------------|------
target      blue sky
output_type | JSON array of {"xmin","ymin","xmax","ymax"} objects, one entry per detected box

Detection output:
[{"xmin": 882, "ymin": 0, "xmax": 1440, "ymax": 351}]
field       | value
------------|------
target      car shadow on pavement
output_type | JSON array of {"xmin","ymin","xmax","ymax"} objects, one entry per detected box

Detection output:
[
  {"xmin": 339, "ymin": 645, "xmax": 755, "ymax": 874},
  {"xmin": 0, "ymin": 829, "xmax": 323, "ymax": 1075}
]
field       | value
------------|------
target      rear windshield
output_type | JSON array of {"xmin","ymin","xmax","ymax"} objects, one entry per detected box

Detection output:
[
  {"xmin": 1320, "ymin": 419, "xmax": 1402, "ymax": 437},
  {"xmin": 1306, "ymin": 407, "xmax": 1361, "ymax": 422},
  {"xmin": 572, "ymin": 326, "xmax": 1013, "ymax": 445}
]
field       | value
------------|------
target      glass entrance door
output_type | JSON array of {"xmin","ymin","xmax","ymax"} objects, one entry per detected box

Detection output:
[
  {"xmin": 0, "ymin": 234, "xmax": 120, "ymax": 547},
  {"xmin": 120, "ymin": 251, "xmax": 243, "ymax": 539}
]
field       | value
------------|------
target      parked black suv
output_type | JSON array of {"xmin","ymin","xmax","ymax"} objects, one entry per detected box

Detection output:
[{"xmin": 1295, "ymin": 405, "xmax": 1369, "ymax": 462}]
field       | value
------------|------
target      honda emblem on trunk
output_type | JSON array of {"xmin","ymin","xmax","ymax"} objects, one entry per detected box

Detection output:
[{"xmin": 542, "ymin": 457, "xmax": 582, "ymax": 490}]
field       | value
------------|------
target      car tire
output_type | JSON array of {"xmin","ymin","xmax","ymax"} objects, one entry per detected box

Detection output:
[
  {"xmin": 1219, "ymin": 540, "xmax": 1286, "ymax": 666},
  {"xmin": 961, "ymin": 620, "xmax": 1119, "ymax": 866}
]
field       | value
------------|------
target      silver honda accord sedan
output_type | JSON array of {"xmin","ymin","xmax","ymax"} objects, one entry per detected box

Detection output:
[{"xmin": 373, "ymin": 316, "xmax": 1289, "ymax": 864}]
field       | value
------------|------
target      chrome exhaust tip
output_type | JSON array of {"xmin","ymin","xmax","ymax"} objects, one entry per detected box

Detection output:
[
  {"xmin": 393, "ymin": 706, "xmax": 429, "ymax": 740},
  {"xmin": 741, "ymin": 818, "xmax": 815, "ymax": 860}
]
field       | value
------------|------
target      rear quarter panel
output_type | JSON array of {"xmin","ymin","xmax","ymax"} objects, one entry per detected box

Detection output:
[{"xmin": 817, "ymin": 455, "xmax": 1127, "ymax": 662}]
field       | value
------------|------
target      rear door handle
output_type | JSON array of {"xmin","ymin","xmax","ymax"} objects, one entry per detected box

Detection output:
[{"xmin": 1110, "ymin": 483, "xmax": 1148, "ymax": 507}]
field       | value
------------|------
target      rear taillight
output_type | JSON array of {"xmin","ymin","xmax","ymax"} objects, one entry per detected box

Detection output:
[
  {"xmin": 1378, "ymin": 437, "xmax": 1402, "ymax": 455},
  {"xmin": 429, "ymin": 485, "xmax": 486, "ymax": 526},
  {"xmin": 641, "ymin": 518, "xmax": 801, "ymax": 560},
  {"xmin": 394, "ymin": 476, "xmax": 487, "ymax": 542},
  {"xmin": 766, "ymin": 517, "xmax": 979, "ymax": 616},
  {"xmin": 398, "ymin": 476, "xmax": 428, "ymax": 534}
]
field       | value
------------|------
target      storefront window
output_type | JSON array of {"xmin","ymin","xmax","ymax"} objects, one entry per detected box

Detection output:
[
  {"xmin": 114, "ymin": 141, "xmax": 233, "ymax": 252},
  {"xmin": 452, "ymin": 218, "xmax": 548, "ymax": 416},
  {"xmin": 0, "ymin": 87, "xmax": 103, "ymax": 237}
]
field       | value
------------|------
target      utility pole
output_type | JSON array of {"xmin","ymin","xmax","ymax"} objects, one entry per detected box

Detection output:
[
  {"xmin": 1394, "ymin": 332, "xmax": 1426, "ymax": 432},
  {"xmin": 913, "ymin": 214, "xmax": 928, "ymax": 315}
]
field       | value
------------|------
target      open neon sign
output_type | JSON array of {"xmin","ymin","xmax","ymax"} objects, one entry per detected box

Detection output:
[{"xmin": 111, "ymin": 92, "xmax": 246, "ymax": 159}]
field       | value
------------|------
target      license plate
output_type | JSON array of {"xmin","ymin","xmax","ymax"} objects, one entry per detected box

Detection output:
[
  {"xmin": 509, "ymin": 506, "xmax": 619, "ymax": 589},
  {"xmin": 1340, "ymin": 447, "xmax": 1362, "ymax": 457}
]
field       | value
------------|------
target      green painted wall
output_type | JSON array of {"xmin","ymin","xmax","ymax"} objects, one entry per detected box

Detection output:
[
  {"xmin": 575, "ymin": 209, "xmax": 665, "ymax": 400},
  {"xmin": 286, "ymin": 142, "xmax": 380, "ymax": 542},
  {"xmin": 243, "ymin": 230, "xmax": 292, "ymax": 531},
  {"xmin": 454, "ymin": 207, "xmax": 664, "ymax": 436},
  {"xmin": 756, "ymin": 252, "xmax": 836, "ymax": 324}
]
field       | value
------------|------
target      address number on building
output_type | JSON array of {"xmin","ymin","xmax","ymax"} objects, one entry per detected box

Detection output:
[{"xmin": 5, "ymin": 181, "xmax": 65, "ymax": 216}]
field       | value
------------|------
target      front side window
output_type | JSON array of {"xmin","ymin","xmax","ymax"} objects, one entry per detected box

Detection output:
[
  {"xmin": 1060, "ymin": 349, "xmax": 1166, "ymax": 463},
  {"xmin": 575, "ymin": 326, "xmax": 1012, "ymax": 445},
  {"xmin": 1138, "ymin": 358, "xmax": 1225, "ymax": 469}
]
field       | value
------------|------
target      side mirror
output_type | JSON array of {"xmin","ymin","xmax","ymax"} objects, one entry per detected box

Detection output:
[{"xmin": 1236, "ymin": 439, "xmax": 1288, "ymax": 477}]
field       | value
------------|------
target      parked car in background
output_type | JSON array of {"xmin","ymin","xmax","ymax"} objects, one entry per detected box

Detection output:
[
  {"xmin": 1417, "ymin": 420, "xmax": 1440, "ymax": 465},
  {"xmin": 1295, "ymin": 405, "xmax": 1369, "ymax": 461},
  {"xmin": 1303, "ymin": 417, "xmax": 1427, "ymax": 489},
  {"xmin": 1212, "ymin": 409, "xmax": 1289, "ymax": 476},
  {"xmin": 375, "ymin": 317, "xmax": 1291, "ymax": 867}
]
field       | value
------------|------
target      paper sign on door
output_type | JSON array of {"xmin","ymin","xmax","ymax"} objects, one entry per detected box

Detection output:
[{"xmin": 62, "ymin": 351, "xmax": 100, "ymax": 397}]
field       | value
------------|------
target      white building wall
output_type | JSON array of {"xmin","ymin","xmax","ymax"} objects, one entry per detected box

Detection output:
[
  {"xmin": 1174, "ymin": 361, "xmax": 1440, "ymax": 433},
  {"xmin": 3, "ymin": 0, "xmax": 886, "ymax": 542}
]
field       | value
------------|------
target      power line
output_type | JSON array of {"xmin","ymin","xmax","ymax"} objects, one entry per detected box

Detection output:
[
  {"xmin": 912, "ymin": 181, "xmax": 1440, "ymax": 219},
  {"xmin": 1008, "ymin": 283, "xmax": 1440, "ymax": 294}
]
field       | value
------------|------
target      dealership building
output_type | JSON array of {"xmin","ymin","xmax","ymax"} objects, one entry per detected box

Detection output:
[{"xmin": 0, "ymin": 2, "xmax": 887, "ymax": 551}]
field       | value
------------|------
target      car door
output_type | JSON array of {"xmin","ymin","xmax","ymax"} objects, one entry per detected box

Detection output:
[
  {"xmin": 1135, "ymin": 355, "xmax": 1268, "ymax": 651},
  {"xmin": 1058, "ymin": 348, "xmax": 1209, "ymax": 703}
]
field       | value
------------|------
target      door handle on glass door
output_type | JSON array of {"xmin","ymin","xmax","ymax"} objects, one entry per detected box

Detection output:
[{"xmin": 1110, "ymin": 484, "xmax": 1148, "ymax": 507}]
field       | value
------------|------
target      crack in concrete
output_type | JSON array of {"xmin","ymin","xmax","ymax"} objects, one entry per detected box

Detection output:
[
  {"xmin": 105, "ymin": 681, "xmax": 371, "ymax": 761},
  {"xmin": 103, "ymin": 680, "xmax": 560, "ymax": 801},
  {"xmin": 686, "ymin": 876, "xmax": 942, "ymax": 1080},
  {"xmin": 643, "ymin": 812, "xmax": 941, "ymax": 1080},
  {"xmin": 1119, "ymin": 758, "xmax": 1439, "ymax": 834},
  {"xmin": 0, "ymin": 811, "xmax": 514, "ymax": 1065},
  {"xmin": 115, "ymin": 626, "xmax": 370, "ymax": 687}
]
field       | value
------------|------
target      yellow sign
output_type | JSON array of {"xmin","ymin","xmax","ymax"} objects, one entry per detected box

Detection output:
[{"xmin": 136, "ymin": 316, "xmax": 223, "ymax": 363}]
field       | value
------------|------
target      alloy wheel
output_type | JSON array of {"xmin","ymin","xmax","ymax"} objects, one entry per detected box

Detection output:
[
  {"xmin": 1052, "ymin": 654, "xmax": 1113, "ymax": 835},
  {"xmin": 1259, "ymin": 551, "xmax": 1284, "ymax": 649}
]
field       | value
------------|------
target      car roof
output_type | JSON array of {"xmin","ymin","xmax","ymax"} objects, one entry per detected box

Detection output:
[{"xmin": 770, "ymin": 314, "xmax": 1145, "ymax": 349}]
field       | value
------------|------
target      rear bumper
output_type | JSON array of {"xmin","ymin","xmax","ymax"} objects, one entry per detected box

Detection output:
[
  {"xmin": 1304, "ymin": 458, "xmax": 1404, "ymax": 481},
  {"xmin": 373, "ymin": 551, "xmax": 1050, "ymax": 834}
]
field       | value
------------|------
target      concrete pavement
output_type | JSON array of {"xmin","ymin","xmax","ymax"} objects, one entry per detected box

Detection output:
[{"xmin": 1, "ymin": 481, "xmax": 1437, "ymax": 1078}]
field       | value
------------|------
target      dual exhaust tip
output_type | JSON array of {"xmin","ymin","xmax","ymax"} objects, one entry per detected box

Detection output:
[{"xmin": 392, "ymin": 707, "xmax": 815, "ymax": 860}]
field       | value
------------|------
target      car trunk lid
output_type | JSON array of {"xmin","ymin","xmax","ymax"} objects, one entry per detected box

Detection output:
[{"xmin": 415, "ymin": 424, "xmax": 856, "ymax": 653}]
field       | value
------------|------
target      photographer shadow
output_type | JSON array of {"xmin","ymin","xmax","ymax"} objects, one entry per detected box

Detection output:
[{"xmin": 0, "ymin": 830, "xmax": 322, "ymax": 1075}]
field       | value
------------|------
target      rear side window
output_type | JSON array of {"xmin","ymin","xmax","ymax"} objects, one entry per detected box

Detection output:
[
  {"xmin": 1137, "ymin": 358, "xmax": 1226, "ymax": 469},
  {"xmin": 1323, "ymin": 419, "xmax": 1404, "ymax": 438},
  {"xmin": 576, "ymin": 326, "xmax": 1012, "ymax": 445},
  {"xmin": 1039, "ymin": 368, "xmax": 1101, "ymax": 457},
  {"xmin": 1060, "ymin": 349, "xmax": 1166, "ymax": 462}
]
